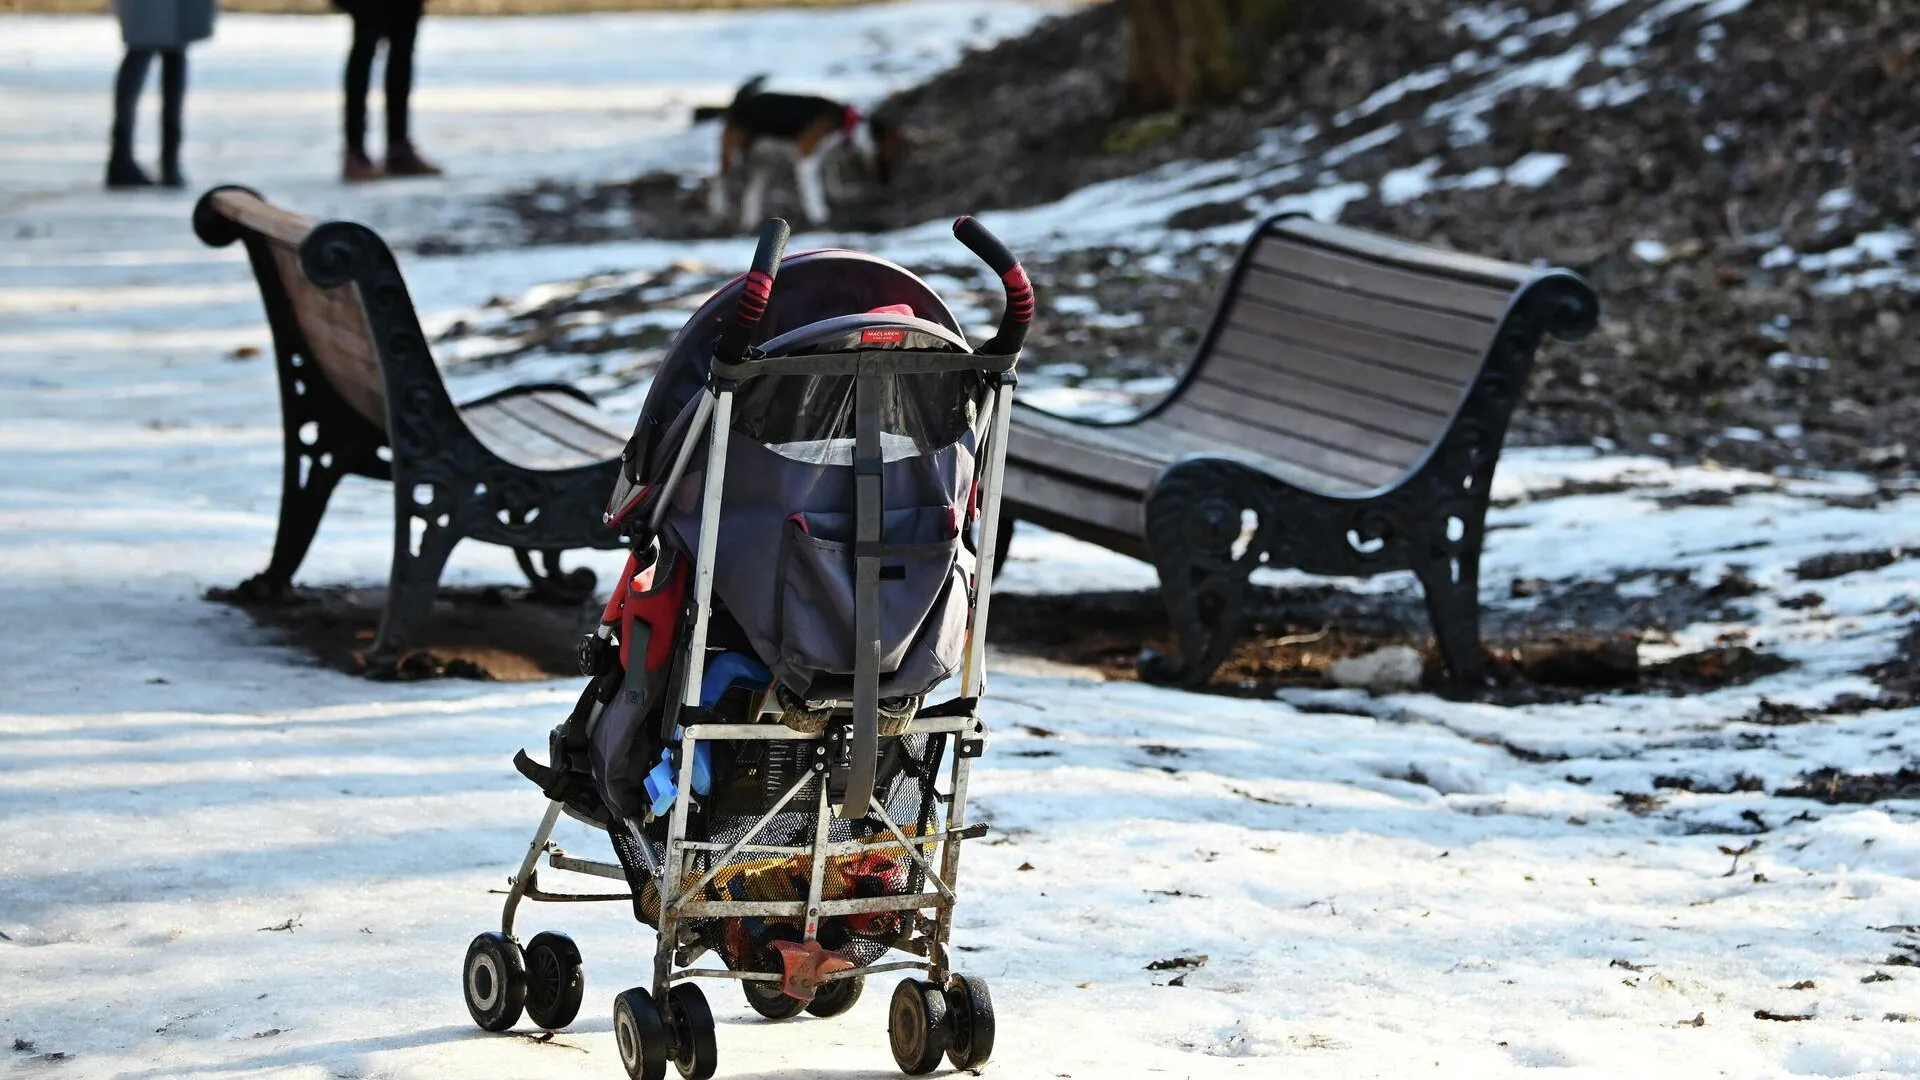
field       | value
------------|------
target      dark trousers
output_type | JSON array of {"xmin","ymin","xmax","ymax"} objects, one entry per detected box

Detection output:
[
  {"xmin": 344, "ymin": 5, "xmax": 423, "ymax": 157},
  {"xmin": 112, "ymin": 48, "xmax": 186, "ymax": 166}
]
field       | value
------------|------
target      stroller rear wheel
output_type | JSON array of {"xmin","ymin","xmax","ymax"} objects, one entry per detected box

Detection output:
[
  {"xmin": 886, "ymin": 978, "xmax": 953, "ymax": 1076},
  {"xmin": 523, "ymin": 931, "xmax": 585, "ymax": 1031},
  {"xmin": 944, "ymin": 973, "xmax": 995, "ymax": 1070},
  {"xmin": 613, "ymin": 987, "xmax": 669, "ymax": 1080},
  {"xmin": 805, "ymin": 974, "xmax": 864, "ymax": 1017},
  {"xmin": 666, "ymin": 983, "xmax": 719, "ymax": 1080},
  {"xmin": 462, "ymin": 932, "xmax": 528, "ymax": 1032}
]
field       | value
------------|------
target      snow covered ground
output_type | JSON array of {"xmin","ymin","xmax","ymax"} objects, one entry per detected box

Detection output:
[{"xmin": 3, "ymin": 5, "xmax": 1919, "ymax": 1079}]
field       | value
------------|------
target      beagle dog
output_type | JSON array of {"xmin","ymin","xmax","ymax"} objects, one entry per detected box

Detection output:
[{"xmin": 700, "ymin": 76, "xmax": 900, "ymax": 229}]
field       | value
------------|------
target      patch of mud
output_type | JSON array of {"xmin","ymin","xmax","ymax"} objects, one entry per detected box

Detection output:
[
  {"xmin": 989, "ymin": 565, "xmax": 1784, "ymax": 702},
  {"xmin": 208, "ymin": 584, "xmax": 597, "ymax": 680}
]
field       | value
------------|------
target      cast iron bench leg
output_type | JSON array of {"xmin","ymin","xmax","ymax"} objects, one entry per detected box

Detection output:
[
  {"xmin": 242, "ymin": 354, "xmax": 386, "ymax": 602},
  {"xmin": 1412, "ymin": 518, "xmax": 1489, "ymax": 690},
  {"xmin": 1138, "ymin": 459, "xmax": 1266, "ymax": 688},
  {"xmin": 368, "ymin": 475, "xmax": 464, "ymax": 668}
]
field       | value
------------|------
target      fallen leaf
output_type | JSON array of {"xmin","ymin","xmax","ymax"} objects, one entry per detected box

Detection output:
[
  {"xmin": 1755, "ymin": 1009, "xmax": 1813, "ymax": 1022},
  {"xmin": 1675, "ymin": 1012, "xmax": 1705, "ymax": 1027},
  {"xmin": 1862, "ymin": 971, "xmax": 1893, "ymax": 984},
  {"xmin": 1016, "ymin": 862, "xmax": 1034, "ymax": 872},
  {"xmin": 1611, "ymin": 959, "xmax": 1649, "ymax": 972},
  {"xmin": 1167, "ymin": 973, "xmax": 1188, "ymax": 987},
  {"xmin": 1785, "ymin": 980, "xmax": 1816, "ymax": 990},
  {"xmin": 257, "ymin": 916, "xmax": 302, "ymax": 933}
]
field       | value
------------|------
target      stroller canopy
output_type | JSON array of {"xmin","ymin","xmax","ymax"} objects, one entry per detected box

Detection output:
[{"xmin": 611, "ymin": 251, "xmax": 993, "ymax": 702}]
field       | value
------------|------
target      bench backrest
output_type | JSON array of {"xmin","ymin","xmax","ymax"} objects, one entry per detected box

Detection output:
[
  {"xmin": 204, "ymin": 189, "xmax": 390, "ymax": 431},
  {"xmin": 1154, "ymin": 215, "xmax": 1539, "ymax": 497}
]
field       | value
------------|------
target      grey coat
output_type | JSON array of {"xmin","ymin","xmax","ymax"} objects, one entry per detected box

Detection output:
[{"xmin": 115, "ymin": 0, "xmax": 216, "ymax": 49}]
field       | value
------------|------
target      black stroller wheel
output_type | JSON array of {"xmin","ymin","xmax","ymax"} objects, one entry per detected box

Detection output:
[
  {"xmin": 523, "ymin": 931, "xmax": 585, "ymax": 1031},
  {"xmin": 742, "ymin": 931, "xmax": 807, "ymax": 1019},
  {"xmin": 944, "ymin": 973, "xmax": 995, "ymax": 1070},
  {"xmin": 666, "ymin": 982, "xmax": 719, "ymax": 1080},
  {"xmin": 805, "ymin": 974, "xmax": 864, "ymax": 1017},
  {"xmin": 613, "ymin": 987, "xmax": 669, "ymax": 1080},
  {"xmin": 886, "ymin": 978, "xmax": 952, "ymax": 1076},
  {"xmin": 742, "ymin": 976, "xmax": 807, "ymax": 1020},
  {"xmin": 462, "ymin": 932, "xmax": 527, "ymax": 1032}
]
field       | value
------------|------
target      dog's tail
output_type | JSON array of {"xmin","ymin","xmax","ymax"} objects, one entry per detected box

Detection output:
[
  {"xmin": 730, "ymin": 74, "xmax": 770, "ymax": 107},
  {"xmin": 691, "ymin": 75, "xmax": 770, "ymax": 125}
]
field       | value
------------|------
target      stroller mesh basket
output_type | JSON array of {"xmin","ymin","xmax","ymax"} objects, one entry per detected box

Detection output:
[{"xmin": 463, "ymin": 216, "xmax": 1031, "ymax": 1080}]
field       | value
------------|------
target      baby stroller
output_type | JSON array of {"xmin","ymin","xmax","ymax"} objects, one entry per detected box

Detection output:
[{"xmin": 460, "ymin": 216, "xmax": 1030, "ymax": 1080}]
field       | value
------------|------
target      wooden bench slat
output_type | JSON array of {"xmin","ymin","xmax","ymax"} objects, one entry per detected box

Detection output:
[
  {"xmin": 212, "ymin": 189, "xmax": 314, "ymax": 250},
  {"xmin": 1007, "ymin": 407, "xmax": 1168, "ymax": 491},
  {"xmin": 1001, "ymin": 464, "xmax": 1147, "ymax": 538},
  {"xmin": 491, "ymin": 392, "xmax": 628, "ymax": 458},
  {"xmin": 1207, "ymin": 327, "xmax": 1467, "ymax": 416},
  {"xmin": 1249, "ymin": 235, "xmax": 1516, "ymax": 321},
  {"xmin": 1134, "ymin": 415, "xmax": 1376, "ymax": 495},
  {"xmin": 1239, "ymin": 265, "xmax": 1498, "ymax": 354},
  {"xmin": 268, "ymin": 246, "xmax": 387, "ymax": 427},
  {"xmin": 1272, "ymin": 216, "xmax": 1535, "ymax": 290},
  {"xmin": 1220, "ymin": 295, "xmax": 1484, "ymax": 388},
  {"xmin": 528, "ymin": 389, "xmax": 632, "ymax": 441},
  {"xmin": 1153, "ymin": 401, "xmax": 1403, "ymax": 492},
  {"xmin": 1191, "ymin": 357, "xmax": 1453, "ymax": 448},
  {"xmin": 1175, "ymin": 380, "xmax": 1430, "ymax": 469},
  {"xmin": 459, "ymin": 398, "xmax": 609, "ymax": 471},
  {"xmin": 1013, "ymin": 404, "xmax": 1377, "ymax": 497}
]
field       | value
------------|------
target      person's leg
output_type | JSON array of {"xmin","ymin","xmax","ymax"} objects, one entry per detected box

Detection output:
[
  {"xmin": 107, "ymin": 47, "xmax": 156, "ymax": 188},
  {"xmin": 381, "ymin": 5, "xmax": 440, "ymax": 175},
  {"xmin": 158, "ymin": 49, "xmax": 187, "ymax": 188},
  {"xmin": 384, "ymin": 11, "xmax": 415, "ymax": 152},
  {"xmin": 343, "ymin": 9, "xmax": 382, "ymax": 179}
]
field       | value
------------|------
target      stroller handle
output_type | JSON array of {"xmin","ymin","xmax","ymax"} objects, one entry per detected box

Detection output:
[
  {"xmin": 713, "ymin": 217, "xmax": 792, "ymax": 368},
  {"xmin": 953, "ymin": 216, "xmax": 1032, "ymax": 356}
]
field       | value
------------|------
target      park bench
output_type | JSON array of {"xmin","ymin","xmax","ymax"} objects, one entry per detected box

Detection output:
[
  {"xmin": 194, "ymin": 186, "xmax": 628, "ymax": 669},
  {"xmin": 1001, "ymin": 213, "xmax": 1599, "ymax": 690}
]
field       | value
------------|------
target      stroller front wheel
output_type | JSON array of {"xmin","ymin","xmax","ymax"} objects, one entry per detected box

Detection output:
[
  {"xmin": 944, "ymin": 973, "xmax": 995, "ymax": 1071},
  {"xmin": 462, "ymin": 932, "xmax": 528, "ymax": 1032},
  {"xmin": 666, "ymin": 983, "xmax": 719, "ymax": 1080},
  {"xmin": 523, "ymin": 931, "xmax": 585, "ymax": 1031},
  {"xmin": 887, "ymin": 978, "xmax": 953, "ymax": 1076},
  {"xmin": 613, "ymin": 987, "xmax": 669, "ymax": 1080}
]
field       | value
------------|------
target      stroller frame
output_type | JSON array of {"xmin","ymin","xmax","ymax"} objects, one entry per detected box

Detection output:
[{"xmin": 472, "ymin": 217, "xmax": 1031, "ymax": 1079}]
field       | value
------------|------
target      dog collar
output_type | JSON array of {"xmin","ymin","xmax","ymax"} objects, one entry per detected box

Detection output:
[{"xmin": 842, "ymin": 105, "xmax": 863, "ymax": 135}]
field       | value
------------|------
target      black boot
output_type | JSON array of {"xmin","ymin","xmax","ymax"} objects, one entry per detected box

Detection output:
[
  {"xmin": 106, "ymin": 153, "xmax": 154, "ymax": 189},
  {"xmin": 106, "ymin": 48, "xmax": 155, "ymax": 191},
  {"xmin": 158, "ymin": 50, "xmax": 187, "ymax": 189}
]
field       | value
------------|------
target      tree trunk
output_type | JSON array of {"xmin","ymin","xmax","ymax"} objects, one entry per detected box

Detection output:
[{"xmin": 1125, "ymin": 0, "xmax": 1289, "ymax": 112}]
